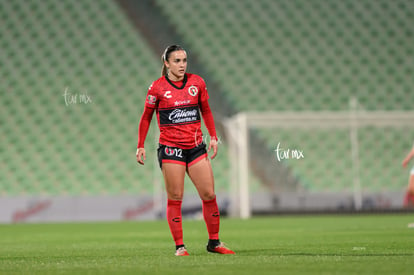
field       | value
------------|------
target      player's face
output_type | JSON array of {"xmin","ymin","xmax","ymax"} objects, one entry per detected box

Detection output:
[{"xmin": 165, "ymin": 50, "xmax": 187, "ymax": 81}]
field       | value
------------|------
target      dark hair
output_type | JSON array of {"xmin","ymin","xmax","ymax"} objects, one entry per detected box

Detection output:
[{"xmin": 161, "ymin": 45, "xmax": 186, "ymax": 76}]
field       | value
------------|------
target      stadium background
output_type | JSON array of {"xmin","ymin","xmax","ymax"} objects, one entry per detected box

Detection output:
[{"xmin": 1, "ymin": 0, "xmax": 414, "ymax": 223}]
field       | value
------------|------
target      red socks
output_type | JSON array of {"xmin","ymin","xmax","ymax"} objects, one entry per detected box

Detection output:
[
  {"xmin": 167, "ymin": 199, "xmax": 183, "ymax": 246},
  {"xmin": 167, "ymin": 197, "xmax": 221, "ymax": 246},
  {"xmin": 202, "ymin": 197, "xmax": 220, "ymax": 240}
]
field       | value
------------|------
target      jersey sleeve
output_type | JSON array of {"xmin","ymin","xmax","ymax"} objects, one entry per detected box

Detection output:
[
  {"xmin": 137, "ymin": 106, "xmax": 155, "ymax": 148},
  {"xmin": 199, "ymin": 99, "xmax": 217, "ymax": 140},
  {"xmin": 145, "ymin": 82, "xmax": 159, "ymax": 109},
  {"xmin": 137, "ymin": 83, "xmax": 158, "ymax": 148},
  {"xmin": 198, "ymin": 78, "xmax": 210, "ymax": 102},
  {"xmin": 198, "ymin": 78, "xmax": 217, "ymax": 140}
]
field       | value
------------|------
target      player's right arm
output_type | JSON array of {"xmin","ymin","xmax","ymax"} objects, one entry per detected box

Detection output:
[
  {"xmin": 136, "ymin": 83, "xmax": 158, "ymax": 165},
  {"xmin": 136, "ymin": 147, "xmax": 146, "ymax": 165}
]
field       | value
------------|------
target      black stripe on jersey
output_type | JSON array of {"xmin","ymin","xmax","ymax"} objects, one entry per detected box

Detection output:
[
  {"xmin": 165, "ymin": 74, "xmax": 188, "ymax": 89},
  {"xmin": 159, "ymin": 105, "xmax": 201, "ymax": 126},
  {"xmin": 160, "ymin": 120, "xmax": 201, "ymax": 127},
  {"xmin": 158, "ymin": 104, "xmax": 198, "ymax": 111}
]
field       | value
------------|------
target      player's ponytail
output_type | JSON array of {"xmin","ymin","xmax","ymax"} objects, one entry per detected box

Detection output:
[
  {"xmin": 161, "ymin": 45, "xmax": 186, "ymax": 77},
  {"xmin": 161, "ymin": 59, "xmax": 168, "ymax": 77}
]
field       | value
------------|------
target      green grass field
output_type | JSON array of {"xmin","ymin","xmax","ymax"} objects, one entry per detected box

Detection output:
[{"xmin": 1, "ymin": 214, "xmax": 413, "ymax": 274}]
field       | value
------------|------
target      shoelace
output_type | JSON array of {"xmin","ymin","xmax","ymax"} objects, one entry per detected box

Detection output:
[
  {"xmin": 216, "ymin": 242, "xmax": 228, "ymax": 248},
  {"xmin": 176, "ymin": 247, "xmax": 187, "ymax": 254}
]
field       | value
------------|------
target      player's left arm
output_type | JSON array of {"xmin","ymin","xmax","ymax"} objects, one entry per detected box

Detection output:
[
  {"xmin": 200, "ymin": 99, "xmax": 218, "ymax": 159},
  {"xmin": 402, "ymin": 145, "xmax": 414, "ymax": 168},
  {"xmin": 198, "ymin": 79, "xmax": 218, "ymax": 159}
]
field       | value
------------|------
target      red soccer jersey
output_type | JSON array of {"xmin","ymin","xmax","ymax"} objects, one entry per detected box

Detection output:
[{"xmin": 144, "ymin": 73, "xmax": 212, "ymax": 149}]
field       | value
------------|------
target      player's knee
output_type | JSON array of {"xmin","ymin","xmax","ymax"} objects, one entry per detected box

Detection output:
[
  {"xmin": 200, "ymin": 191, "xmax": 215, "ymax": 201},
  {"xmin": 168, "ymin": 192, "xmax": 183, "ymax": 201}
]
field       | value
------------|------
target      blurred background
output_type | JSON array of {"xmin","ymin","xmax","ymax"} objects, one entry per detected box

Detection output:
[{"xmin": 1, "ymin": 0, "xmax": 414, "ymax": 223}]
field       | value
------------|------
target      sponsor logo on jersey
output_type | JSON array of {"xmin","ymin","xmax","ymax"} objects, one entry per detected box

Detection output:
[
  {"xmin": 168, "ymin": 109, "xmax": 198, "ymax": 123},
  {"xmin": 159, "ymin": 105, "xmax": 201, "ymax": 125},
  {"xmin": 188, "ymin": 85, "xmax": 198, "ymax": 96},
  {"xmin": 147, "ymin": 95, "xmax": 157, "ymax": 105},
  {"xmin": 174, "ymin": 100, "xmax": 191, "ymax": 106},
  {"xmin": 164, "ymin": 91, "xmax": 172, "ymax": 98}
]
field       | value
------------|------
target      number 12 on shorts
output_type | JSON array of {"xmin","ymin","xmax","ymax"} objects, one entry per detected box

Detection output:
[{"xmin": 165, "ymin": 147, "xmax": 183, "ymax": 158}]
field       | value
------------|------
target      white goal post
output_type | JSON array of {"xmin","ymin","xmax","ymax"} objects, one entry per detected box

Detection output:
[{"xmin": 224, "ymin": 108, "xmax": 414, "ymax": 219}]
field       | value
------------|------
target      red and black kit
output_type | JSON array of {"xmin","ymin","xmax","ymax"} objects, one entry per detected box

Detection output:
[{"xmin": 137, "ymin": 73, "xmax": 217, "ymax": 167}]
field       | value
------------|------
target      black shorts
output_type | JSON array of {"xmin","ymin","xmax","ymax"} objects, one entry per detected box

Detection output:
[{"xmin": 157, "ymin": 143, "xmax": 208, "ymax": 169}]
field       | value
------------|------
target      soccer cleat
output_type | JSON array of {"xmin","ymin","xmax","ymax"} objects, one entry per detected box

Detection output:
[
  {"xmin": 175, "ymin": 246, "xmax": 189, "ymax": 256},
  {"xmin": 206, "ymin": 242, "xmax": 235, "ymax": 254}
]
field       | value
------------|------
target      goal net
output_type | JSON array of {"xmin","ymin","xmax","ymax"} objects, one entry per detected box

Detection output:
[{"xmin": 224, "ymin": 107, "xmax": 414, "ymax": 219}]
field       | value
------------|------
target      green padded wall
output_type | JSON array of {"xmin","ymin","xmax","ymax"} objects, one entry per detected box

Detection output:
[
  {"xmin": 156, "ymin": 0, "xmax": 414, "ymax": 111},
  {"xmin": 0, "ymin": 0, "xmax": 158, "ymax": 195},
  {"xmin": 0, "ymin": 0, "xmax": 233, "ymax": 196},
  {"xmin": 155, "ymin": 0, "xmax": 414, "ymax": 192}
]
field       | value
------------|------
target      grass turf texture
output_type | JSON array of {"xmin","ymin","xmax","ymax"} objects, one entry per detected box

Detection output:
[{"xmin": 0, "ymin": 215, "xmax": 413, "ymax": 274}]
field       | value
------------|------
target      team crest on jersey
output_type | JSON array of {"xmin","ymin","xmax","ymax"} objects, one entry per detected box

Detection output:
[
  {"xmin": 164, "ymin": 147, "xmax": 175, "ymax": 156},
  {"xmin": 188, "ymin": 85, "xmax": 198, "ymax": 97},
  {"xmin": 147, "ymin": 95, "xmax": 157, "ymax": 105}
]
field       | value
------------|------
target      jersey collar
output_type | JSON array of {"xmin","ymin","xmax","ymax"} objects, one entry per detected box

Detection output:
[{"xmin": 165, "ymin": 74, "xmax": 188, "ymax": 90}]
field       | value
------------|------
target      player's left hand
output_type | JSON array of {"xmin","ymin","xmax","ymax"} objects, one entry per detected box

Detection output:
[
  {"xmin": 208, "ymin": 137, "xmax": 218, "ymax": 160},
  {"xmin": 403, "ymin": 159, "xmax": 409, "ymax": 168}
]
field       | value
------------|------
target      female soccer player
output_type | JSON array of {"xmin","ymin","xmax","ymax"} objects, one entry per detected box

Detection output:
[
  {"xmin": 402, "ymin": 142, "xmax": 414, "ymax": 208},
  {"xmin": 136, "ymin": 45, "xmax": 235, "ymax": 256}
]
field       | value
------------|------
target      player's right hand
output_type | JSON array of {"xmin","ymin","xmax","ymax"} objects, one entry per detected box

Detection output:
[{"xmin": 136, "ymin": 148, "xmax": 146, "ymax": 165}]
